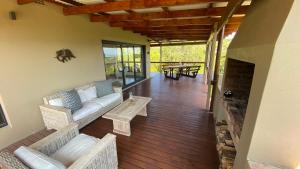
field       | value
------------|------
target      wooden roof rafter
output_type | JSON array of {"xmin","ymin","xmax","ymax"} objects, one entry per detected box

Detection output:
[
  {"xmin": 63, "ymin": 0, "xmax": 229, "ymax": 15},
  {"xmin": 17, "ymin": 0, "xmax": 251, "ymax": 42},
  {"xmin": 90, "ymin": 6, "xmax": 248, "ymax": 22}
]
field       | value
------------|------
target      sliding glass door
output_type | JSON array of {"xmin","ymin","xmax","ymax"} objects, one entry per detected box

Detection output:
[{"xmin": 103, "ymin": 41, "xmax": 146, "ymax": 88}]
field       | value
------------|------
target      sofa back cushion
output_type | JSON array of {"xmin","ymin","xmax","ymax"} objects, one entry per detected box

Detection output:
[
  {"xmin": 76, "ymin": 86, "xmax": 97, "ymax": 103},
  {"xmin": 95, "ymin": 80, "xmax": 114, "ymax": 97},
  {"xmin": 60, "ymin": 89, "xmax": 83, "ymax": 113},
  {"xmin": 51, "ymin": 134, "xmax": 98, "ymax": 167},
  {"xmin": 0, "ymin": 151, "xmax": 29, "ymax": 169},
  {"xmin": 14, "ymin": 146, "xmax": 66, "ymax": 169},
  {"xmin": 48, "ymin": 98, "xmax": 64, "ymax": 107}
]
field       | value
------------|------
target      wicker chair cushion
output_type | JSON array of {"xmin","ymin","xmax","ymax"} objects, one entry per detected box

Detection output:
[
  {"xmin": 60, "ymin": 89, "xmax": 83, "ymax": 113},
  {"xmin": 50, "ymin": 134, "xmax": 98, "ymax": 167},
  {"xmin": 95, "ymin": 80, "xmax": 114, "ymax": 97},
  {"xmin": 0, "ymin": 151, "xmax": 29, "ymax": 169},
  {"xmin": 14, "ymin": 146, "xmax": 66, "ymax": 169}
]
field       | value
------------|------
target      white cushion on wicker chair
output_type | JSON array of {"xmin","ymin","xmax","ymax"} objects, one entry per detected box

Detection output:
[
  {"xmin": 88, "ymin": 93, "xmax": 122, "ymax": 108},
  {"xmin": 50, "ymin": 134, "xmax": 98, "ymax": 167},
  {"xmin": 14, "ymin": 146, "xmax": 66, "ymax": 169},
  {"xmin": 72, "ymin": 102, "xmax": 103, "ymax": 121}
]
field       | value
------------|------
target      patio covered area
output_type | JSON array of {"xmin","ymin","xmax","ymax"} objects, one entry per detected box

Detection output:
[
  {"xmin": 3, "ymin": 0, "xmax": 300, "ymax": 169},
  {"xmin": 2, "ymin": 74, "xmax": 219, "ymax": 169}
]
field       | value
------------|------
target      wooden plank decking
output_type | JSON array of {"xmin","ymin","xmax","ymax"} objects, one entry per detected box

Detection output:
[{"xmin": 2, "ymin": 74, "xmax": 219, "ymax": 169}]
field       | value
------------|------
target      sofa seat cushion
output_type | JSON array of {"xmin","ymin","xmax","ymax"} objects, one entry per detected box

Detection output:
[
  {"xmin": 50, "ymin": 134, "xmax": 98, "ymax": 167},
  {"xmin": 14, "ymin": 146, "xmax": 66, "ymax": 169},
  {"xmin": 72, "ymin": 102, "xmax": 103, "ymax": 121},
  {"xmin": 88, "ymin": 93, "xmax": 122, "ymax": 108}
]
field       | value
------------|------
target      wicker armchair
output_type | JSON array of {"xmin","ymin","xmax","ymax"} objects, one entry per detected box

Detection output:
[{"xmin": 0, "ymin": 123, "xmax": 118, "ymax": 169}]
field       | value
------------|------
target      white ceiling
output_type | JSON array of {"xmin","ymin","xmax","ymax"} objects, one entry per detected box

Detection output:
[
  {"xmin": 133, "ymin": 7, "xmax": 164, "ymax": 13},
  {"xmin": 168, "ymin": 3, "xmax": 210, "ymax": 11},
  {"xmin": 74, "ymin": 0, "xmax": 106, "ymax": 5}
]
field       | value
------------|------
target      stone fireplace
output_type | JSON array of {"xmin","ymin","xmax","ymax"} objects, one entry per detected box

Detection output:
[
  {"xmin": 214, "ymin": 0, "xmax": 300, "ymax": 168},
  {"xmin": 223, "ymin": 59, "xmax": 255, "ymax": 140}
]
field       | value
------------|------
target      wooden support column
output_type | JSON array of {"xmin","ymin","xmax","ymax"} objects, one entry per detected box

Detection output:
[
  {"xmin": 203, "ymin": 41, "xmax": 211, "ymax": 84},
  {"xmin": 160, "ymin": 44, "xmax": 163, "ymax": 73},
  {"xmin": 206, "ymin": 23, "xmax": 218, "ymax": 110},
  {"xmin": 210, "ymin": 26, "xmax": 225, "ymax": 112}
]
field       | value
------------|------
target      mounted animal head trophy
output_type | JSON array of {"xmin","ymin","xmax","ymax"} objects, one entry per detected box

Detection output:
[{"xmin": 55, "ymin": 49, "xmax": 76, "ymax": 63}]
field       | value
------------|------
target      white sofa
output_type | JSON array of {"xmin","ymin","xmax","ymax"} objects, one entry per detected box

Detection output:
[{"xmin": 40, "ymin": 82, "xmax": 123, "ymax": 130}]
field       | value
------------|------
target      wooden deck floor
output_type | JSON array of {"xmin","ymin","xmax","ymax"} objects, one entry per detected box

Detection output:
[{"xmin": 2, "ymin": 74, "xmax": 219, "ymax": 169}]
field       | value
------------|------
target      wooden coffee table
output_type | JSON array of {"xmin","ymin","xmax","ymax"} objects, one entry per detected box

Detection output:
[{"xmin": 102, "ymin": 96, "xmax": 152, "ymax": 136}]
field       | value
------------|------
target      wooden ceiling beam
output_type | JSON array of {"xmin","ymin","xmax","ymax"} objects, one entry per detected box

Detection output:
[
  {"xmin": 125, "ymin": 25, "xmax": 239, "ymax": 35},
  {"xmin": 137, "ymin": 29, "xmax": 236, "ymax": 35},
  {"xmin": 217, "ymin": 0, "xmax": 246, "ymax": 32},
  {"xmin": 124, "ymin": 25, "xmax": 212, "ymax": 31},
  {"xmin": 59, "ymin": 0, "xmax": 84, "ymax": 6},
  {"xmin": 146, "ymin": 32, "xmax": 211, "ymax": 36},
  {"xmin": 91, "ymin": 6, "xmax": 248, "ymax": 22},
  {"xmin": 63, "ymin": 0, "xmax": 228, "ymax": 15},
  {"xmin": 17, "ymin": 0, "xmax": 37, "ymax": 4},
  {"xmin": 150, "ymin": 36, "xmax": 209, "ymax": 40},
  {"xmin": 110, "ymin": 17, "xmax": 243, "ymax": 28},
  {"xmin": 138, "ymin": 30, "xmax": 212, "ymax": 33},
  {"xmin": 162, "ymin": 7, "xmax": 170, "ymax": 12},
  {"xmin": 208, "ymin": 0, "xmax": 246, "ymax": 42},
  {"xmin": 150, "ymin": 42, "xmax": 207, "ymax": 47}
]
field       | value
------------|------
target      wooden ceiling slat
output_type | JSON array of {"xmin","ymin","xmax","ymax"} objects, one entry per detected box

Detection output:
[
  {"xmin": 91, "ymin": 6, "xmax": 248, "ymax": 22},
  {"xmin": 63, "ymin": 0, "xmax": 229, "ymax": 15}
]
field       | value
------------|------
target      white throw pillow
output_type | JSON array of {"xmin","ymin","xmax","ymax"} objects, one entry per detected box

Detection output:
[
  {"xmin": 77, "ymin": 86, "xmax": 97, "ymax": 103},
  {"xmin": 14, "ymin": 146, "xmax": 66, "ymax": 169},
  {"xmin": 48, "ymin": 98, "xmax": 64, "ymax": 107},
  {"xmin": 51, "ymin": 134, "xmax": 98, "ymax": 167}
]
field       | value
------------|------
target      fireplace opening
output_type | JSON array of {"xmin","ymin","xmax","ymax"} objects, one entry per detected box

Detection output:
[
  {"xmin": 0, "ymin": 104, "xmax": 8, "ymax": 128},
  {"xmin": 223, "ymin": 58, "xmax": 255, "ymax": 142}
]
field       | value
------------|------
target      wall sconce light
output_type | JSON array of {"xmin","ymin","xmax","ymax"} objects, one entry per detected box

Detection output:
[
  {"xmin": 55, "ymin": 49, "xmax": 76, "ymax": 63},
  {"xmin": 9, "ymin": 11, "xmax": 16, "ymax": 21}
]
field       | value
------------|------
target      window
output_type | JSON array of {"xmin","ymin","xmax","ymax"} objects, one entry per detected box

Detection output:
[
  {"xmin": 0, "ymin": 104, "xmax": 8, "ymax": 128},
  {"xmin": 102, "ymin": 40, "xmax": 146, "ymax": 88}
]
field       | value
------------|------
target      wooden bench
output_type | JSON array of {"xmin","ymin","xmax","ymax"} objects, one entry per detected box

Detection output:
[
  {"xmin": 181, "ymin": 65, "xmax": 201, "ymax": 78},
  {"xmin": 163, "ymin": 67, "xmax": 181, "ymax": 80}
]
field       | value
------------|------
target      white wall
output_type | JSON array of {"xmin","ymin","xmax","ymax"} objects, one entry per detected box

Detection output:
[
  {"xmin": 0, "ymin": 0, "xmax": 149, "ymax": 149},
  {"xmin": 248, "ymin": 1, "xmax": 300, "ymax": 168}
]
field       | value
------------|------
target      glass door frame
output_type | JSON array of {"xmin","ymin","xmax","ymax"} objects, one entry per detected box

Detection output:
[{"xmin": 102, "ymin": 40, "xmax": 147, "ymax": 88}]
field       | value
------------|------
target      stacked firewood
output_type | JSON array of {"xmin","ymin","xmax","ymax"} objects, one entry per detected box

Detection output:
[{"xmin": 215, "ymin": 121, "xmax": 237, "ymax": 169}]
